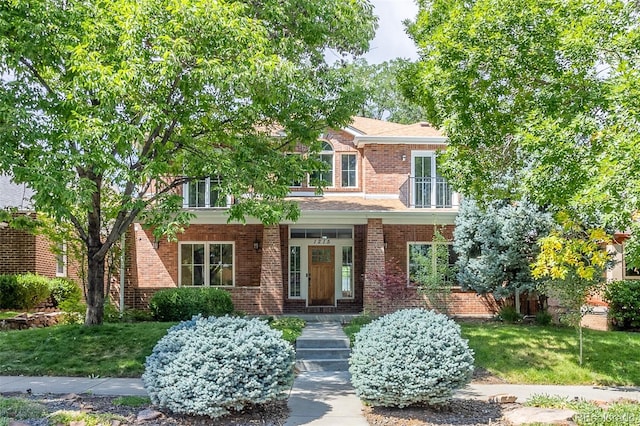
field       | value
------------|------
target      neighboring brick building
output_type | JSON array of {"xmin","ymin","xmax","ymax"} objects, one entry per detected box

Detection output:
[
  {"xmin": 125, "ymin": 117, "xmax": 498, "ymax": 317},
  {"xmin": 0, "ymin": 175, "xmax": 74, "ymax": 281}
]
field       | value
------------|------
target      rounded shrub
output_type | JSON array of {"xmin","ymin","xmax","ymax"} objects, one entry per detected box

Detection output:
[
  {"xmin": 148, "ymin": 287, "xmax": 234, "ymax": 321},
  {"xmin": 143, "ymin": 315, "xmax": 295, "ymax": 418},
  {"xmin": 349, "ymin": 308, "xmax": 474, "ymax": 407},
  {"xmin": 49, "ymin": 277, "xmax": 82, "ymax": 307},
  {"xmin": 604, "ymin": 280, "xmax": 640, "ymax": 330},
  {"xmin": 0, "ymin": 273, "xmax": 51, "ymax": 309}
]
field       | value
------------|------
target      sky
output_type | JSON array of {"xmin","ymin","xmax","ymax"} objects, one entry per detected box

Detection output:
[{"xmin": 365, "ymin": 0, "xmax": 419, "ymax": 64}]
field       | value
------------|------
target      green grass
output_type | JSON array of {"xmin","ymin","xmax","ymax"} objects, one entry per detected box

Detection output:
[
  {"xmin": 0, "ymin": 311, "xmax": 21, "ymax": 320},
  {"xmin": 0, "ymin": 316, "xmax": 306, "ymax": 377},
  {"xmin": 49, "ymin": 410, "xmax": 129, "ymax": 426},
  {"xmin": 267, "ymin": 316, "xmax": 305, "ymax": 343},
  {"xmin": 112, "ymin": 396, "xmax": 151, "ymax": 407},
  {"xmin": 0, "ymin": 396, "xmax": 47, "ymax": 424},
  {"xmin": 460, "ymin": 322, "xmax": 640, "ymax": 385},
  {"xmin": 0, "ymin": 322, "xmax": 174, "ymax": 377},
  {"xmin": 527, "ymin": 394, "xmax": 640, "ymax": 425},
  {"xmin": 343, "ymin": 316, "xmax": 640, "ymax": 386},
  {"xmin": 343, "ymin": 314, "xmax": 374, "ymax": 345}
]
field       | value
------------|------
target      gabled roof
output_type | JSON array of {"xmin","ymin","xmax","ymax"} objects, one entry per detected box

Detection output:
[
  {"xmin": 347, "ymin": 116, "xmax": 446, "ymax": 146},
  {"xmin": 348, "ymin": 116, "xmax": 442, "ymax": 138},
  {"xmin": 0, "ymin": 175, "xmax": 33, "ymax": 210}
]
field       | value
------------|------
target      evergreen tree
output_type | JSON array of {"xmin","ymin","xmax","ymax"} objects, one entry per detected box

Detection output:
[{"xmin": 453, "ymin": 199, "xmax": 553, "ymax": 301}]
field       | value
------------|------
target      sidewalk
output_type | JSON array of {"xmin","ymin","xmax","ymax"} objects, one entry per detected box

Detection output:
[
  {"xmin": 0, "ymin": 376, "xmax": 146, "ymax": 396},
  {"xmin": 2, "ymin": 375, "xmax": 640, "ymax": 425},
  {"xmin": 2, "ymin": 376, "xmax": 640, "ymax": 403}
]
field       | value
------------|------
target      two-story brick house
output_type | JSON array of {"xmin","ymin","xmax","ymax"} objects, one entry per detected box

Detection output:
[{"xmin": 123, "ymin": 117, "xmax": 498, "ymax": 316}]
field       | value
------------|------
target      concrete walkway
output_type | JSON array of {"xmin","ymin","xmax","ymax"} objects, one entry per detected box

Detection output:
[{"xmin": 286, "ymin": 321, "xmax": 367, "ymax": 425}]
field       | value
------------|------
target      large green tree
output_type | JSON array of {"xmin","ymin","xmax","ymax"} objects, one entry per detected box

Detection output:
[
  {"xmin": 0, "ymin": 0, "xmax": 377, "ymax": 325},
  {"xmin": 404, "ymin": 0, "xmax": 640, "ymax": 255},
  {"xmin": 347, "ymin": 58, "xmax": 427, "ymax": 124}
]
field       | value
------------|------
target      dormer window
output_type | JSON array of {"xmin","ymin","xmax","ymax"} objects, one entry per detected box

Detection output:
[
  {"xmin": 310, "ymin": 141, "xmax": 334, "ymax": 187},
  {"xmin": 183, "ymin": 177, "xmax": 230, "ymax": 208}
]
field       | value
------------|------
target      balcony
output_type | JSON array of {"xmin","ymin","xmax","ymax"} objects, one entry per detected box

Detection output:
[{"xmin": 408, "ymin": 176, "xmax": 459, "ymax": 209}]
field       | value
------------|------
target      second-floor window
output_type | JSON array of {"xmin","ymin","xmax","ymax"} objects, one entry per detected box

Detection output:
[
  {"xmin": 184, "ymin": 177, "xmax": 229, "ymax": 208},
  {"xmin": 310, "ymin": 141, "xmax": 334, "ymax": 187},
  {"xmin": 341, "ymin": 153, "xmax": 357, "ymax": 188}
]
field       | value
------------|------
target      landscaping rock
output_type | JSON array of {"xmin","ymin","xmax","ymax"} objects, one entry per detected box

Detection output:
[
  {"xmin": 489, "ymin": 394, "xmax": 518, "ymax": 404},
  {"xmin": 136, "ymin": 408, "xmax": 163, "ymax": 422},
  {"xmin": 504, "ymin": 407, "xmax": 576, "ymax": 425}
]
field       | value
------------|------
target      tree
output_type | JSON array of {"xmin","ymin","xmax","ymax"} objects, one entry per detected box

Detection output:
[
  {"xmin": 346, "ymin": 59, "xmax": 427, "ymax": 123},
  {"xmin": 411, "ymin": 229, "xmax": 454, "ymax": 315},
  {"xmin": 453, "ymin": 199, "xmax": 553, "ymax": 309},
  {"xmin": 404, "ymin": 0, "xmax": 640, "ymax": 258},
  {"xmin": 0, "ymin": 0, "xmax": 377, "ymax": 325},
  {"xmin": 532, "ymin": 216, "xmax": 610, "ymax": 365}
]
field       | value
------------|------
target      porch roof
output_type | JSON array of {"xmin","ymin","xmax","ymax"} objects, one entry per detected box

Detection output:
[{"xmin": 186, "ymin": 195, "xmax": 458, "ymax": 225}]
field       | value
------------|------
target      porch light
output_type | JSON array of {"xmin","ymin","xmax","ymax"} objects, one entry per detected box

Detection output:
[
  {"xmin": 152, "ymin": 236, "xmax": 160, "ymax": 250},
  {"xmin": 401, "ymin": 154, "xmax": 407, "ymax": 162},
  {"xmin": 253, "ymin": 239, "xmax": 261, "ymax": 251},
  {"xmin": 383, "ymin": 236, "xmax": 388, "ymax": 249}
]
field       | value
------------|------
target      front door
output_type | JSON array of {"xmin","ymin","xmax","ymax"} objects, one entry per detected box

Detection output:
[{"xmin": 308, "ymin": 246, "xmax": 335, "ymax": 306}]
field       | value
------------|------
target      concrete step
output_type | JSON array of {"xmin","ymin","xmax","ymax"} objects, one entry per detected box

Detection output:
[
  {"xmin": 296, "ymin": 337, "xmax": 350, "ymax": 349},
  {"xmin": 296, "ymin": 347, "xmax": 351, "ymax": 360},
  {"xmin": 295, "ymin": 359, "xmax": 350, "ymax": 372}
]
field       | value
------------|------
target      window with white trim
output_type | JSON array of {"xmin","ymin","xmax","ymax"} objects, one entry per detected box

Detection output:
[
  {"xmin": 56, "ymin": 242, "xmax": 67, "ymax": 277},
  {"xmin": 183, "ymin": 177, "xmax": 230, "ymax": 208},
  {"xmin": 289, "ymin": 246, "xmax": 301, "ymax": 297},
  {"xmin": 408, "ymin": 242, "xmax": 457, "ymax": 284},
  {"xmin": 341, "ymin": 153, "xmax": 357, "ymax": 188},
  {"xmin": 310, "ymin": 141, "xmax": 334, "ymax": 187},
  {"xmin": 341, "ymin": 246, "xmax": 354, "ymax": 297},
  {"xmin": 180, "ymin": 242, "xmax": 234, "ymax": 286}
]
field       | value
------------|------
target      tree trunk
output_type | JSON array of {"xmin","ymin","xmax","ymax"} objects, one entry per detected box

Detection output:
[
  {"xmin": 85, "ymin": 245, "xmax": 105, "ymax": 325},
  {"xmin": 85, "ymin": 173, "xmax": 105, "ymax": 326}
]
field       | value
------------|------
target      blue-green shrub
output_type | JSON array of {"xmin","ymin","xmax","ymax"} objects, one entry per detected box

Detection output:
[
  {"xmin": 349, "ymin": 308, "xmax": 474, "ymax": 407},
  {"xmin": 0, "ymin": 273, "xmax": 51, "ymax": 309},
  {"xmin": 142, "ymin": 315, "xmax": 295, "ymax": 418},
  {"xmin": 148, "ymin": 287, "xmax": 234, "ymax": 321}
]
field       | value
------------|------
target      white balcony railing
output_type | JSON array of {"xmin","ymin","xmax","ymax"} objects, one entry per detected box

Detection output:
[{"xmin": 409, "ymin": 176, "xmax": 458, "ymax": 208}]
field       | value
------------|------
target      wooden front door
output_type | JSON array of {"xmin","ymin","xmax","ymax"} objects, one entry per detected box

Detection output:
[{"xmin": 308, "ymin": 246, "xmax": 335, "ymax": 306}]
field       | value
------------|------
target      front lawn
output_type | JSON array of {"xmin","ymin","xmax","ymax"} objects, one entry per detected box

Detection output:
[
  {"xmin": 0, "ymin": 316, "xmax": 305, "ymax": 377},
  {"xmin": 0, "ymin": 322, "xmax": 173, "ymax": 377},
  {"xmin": 344, "ymin": 316, "xmax": 640, "ymax": 386},
  {"xmin": 461, "ymin": 322, "xmax": 640, "ymax": 385}
]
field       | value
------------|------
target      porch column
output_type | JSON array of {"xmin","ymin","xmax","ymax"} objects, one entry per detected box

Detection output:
[
  {"xmin": 363, "ymin": 218, "xmax": 385, "ymax": 314},
  {"xmin": 260, "ymin": 225, "xmax": 283, "ymax": 315}
]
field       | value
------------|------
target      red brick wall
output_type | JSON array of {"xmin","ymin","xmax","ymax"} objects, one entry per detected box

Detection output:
[
  {"xmin": 365, "ymin": 223, "xmax": 497, "ymax": 317},
  {"xmin": 34, "ymin": 234, "xmax": 57, "ymax": 277},
  {"xmin": 288, "ymin": 129, "xmax": 365, "ymax": 194},
  {"xmin": 125, "ymin": 223, "xmax": 267, "ymax": 313},
  {"xmin": 362, "ymin": 144, "xmax": 445, "ymax": 195},
  {"xmin": 0, "ymin": 227, "xmax": 36, "ymax": 274}
]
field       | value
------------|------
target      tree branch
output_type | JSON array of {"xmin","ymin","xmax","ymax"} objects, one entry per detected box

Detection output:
[{"xmin": 18, "ymin": 57, "xmax": 55, "ymax": 96}]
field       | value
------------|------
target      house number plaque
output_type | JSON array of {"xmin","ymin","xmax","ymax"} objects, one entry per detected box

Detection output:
[{"xmin": 312, "ymin": 239, "xmax": 331, "ymax": 245}]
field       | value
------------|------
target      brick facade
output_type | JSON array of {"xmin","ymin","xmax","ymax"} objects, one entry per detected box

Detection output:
[{"xmin": 122, "ymin": 118, "xmax": 497, "ymax": 318}]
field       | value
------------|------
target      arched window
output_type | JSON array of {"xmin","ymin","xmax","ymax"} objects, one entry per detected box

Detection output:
[{"xmin": 311, "ymin": 141, "xmax": 334, "ymax": 187}]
